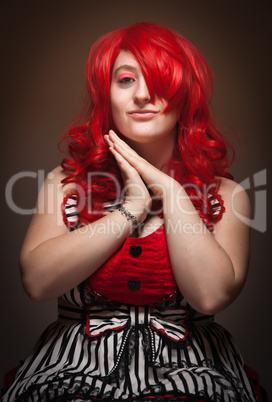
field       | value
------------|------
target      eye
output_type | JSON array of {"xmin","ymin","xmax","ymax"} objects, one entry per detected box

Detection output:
[
  {"xmin": 119, "ymin": 77, "xmax": 135, "ymax": 84},
  {"xmin": 117, "ymin": 73, "xmax": 135, "ymax": 85}
]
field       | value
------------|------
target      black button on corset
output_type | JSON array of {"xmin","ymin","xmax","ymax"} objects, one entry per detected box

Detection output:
[
  {"xmin": 129, "ymin": 245, "xmax": 142, "ymax": 257},
  {"xmin": 128, "ymin": 279, "xmax": 141, "ymax": 290}
]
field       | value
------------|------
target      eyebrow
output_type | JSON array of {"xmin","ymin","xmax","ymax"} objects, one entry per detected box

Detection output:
[{"xmin": 113, "ymin": 64, "xmax": 138, "ymax": 78}]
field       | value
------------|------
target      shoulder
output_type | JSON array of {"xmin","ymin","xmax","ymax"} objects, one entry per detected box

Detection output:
[
  {"xmin": 219, "ymin": 177, "xmax": 250, "ymax": 217},
  {"xmin": 46, "ymin": 165, "xmax": 67, "ymax": 184},
  {"xmin": 43, "ymin": 165, "xmax": 77, "ymax": 197},
  {"xmin": 218, "ymin": 176, "xmax": 245, "ymax": 194},
  {"xmin": 215, "ymin": 177, "xmax": 251, "ymax": 228},
  {"xmin": 34, "ymin": 166, "xmax": 77, "ymax": 216}
]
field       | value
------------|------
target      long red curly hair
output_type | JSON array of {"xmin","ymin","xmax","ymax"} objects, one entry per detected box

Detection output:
[{"xmin": 60, "ymin": 22, "xmax": 234, "ymax": 230}]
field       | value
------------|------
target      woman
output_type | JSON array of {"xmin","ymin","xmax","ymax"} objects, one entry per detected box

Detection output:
[{"xmin": 2, "ymin": 22, "xmax": 257, "ymax": 401}]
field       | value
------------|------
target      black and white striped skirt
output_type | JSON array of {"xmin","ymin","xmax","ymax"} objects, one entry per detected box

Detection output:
[{"xmin": 1, "ymin": 287, "xmax": 257, "ymax": 401}]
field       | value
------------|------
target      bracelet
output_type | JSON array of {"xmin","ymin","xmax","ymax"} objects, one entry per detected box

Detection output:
[{"xmin": 118, "ymin": 205, "xmax": 139, "ymax": 227}]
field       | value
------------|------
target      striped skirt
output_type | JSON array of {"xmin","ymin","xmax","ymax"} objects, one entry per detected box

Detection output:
[{"xmin": 1, "ymin": 286, "xmax": 257, "ymax": 401}]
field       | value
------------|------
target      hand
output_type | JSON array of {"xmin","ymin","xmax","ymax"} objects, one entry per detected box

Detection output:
[
  {"xmin": 104, "ymin": 132, "xmax": 151, "ymax": 223},
  {"xmin": 105, "ymin": 130, "xmax": 178, "ymax": 200}
]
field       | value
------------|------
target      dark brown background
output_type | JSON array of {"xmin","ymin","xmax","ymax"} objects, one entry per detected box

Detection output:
[{"xmin": 1, "ymin": 0, "xmax": 271, "ymax": 398}]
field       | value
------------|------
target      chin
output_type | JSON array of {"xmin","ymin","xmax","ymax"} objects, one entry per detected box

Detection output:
[{"xmin": 121, "ymin": 131, "xmax": 165, "ymax": 144}]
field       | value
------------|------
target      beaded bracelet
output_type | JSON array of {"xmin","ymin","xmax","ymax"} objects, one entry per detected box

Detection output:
[{"xmin": 118, "ymin": 205, "xmax": 139, "ymax": 227}]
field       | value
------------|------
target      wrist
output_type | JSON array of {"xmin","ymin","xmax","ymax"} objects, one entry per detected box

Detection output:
[
  {"xmin": 122, "ymin": 202, "xmax": 148, "ymax": 224},
  {"xmin": 162, "ymin": 179, "xmax": 182, "ymax": 203},
  {"xmin": 118, "ymin": 205, "xmax": 139, "ymax": 227},
  {"xmin": 162, "ymin": 181, "xmax": 188, "ymax": 215}
]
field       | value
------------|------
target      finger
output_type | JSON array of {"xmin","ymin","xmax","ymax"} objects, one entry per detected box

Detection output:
[
  {"xmin": 104, "ymin": 134, "xmax": 114, "ymax": 147},
  {"xmin": 106, "ymin": 133, "xmax": 135, "ymax": 168},
  {"xmin": 109, "ymin": 146, "xmax": 146, "ymax": 194},
  {"xmin": 108, "ymin": 131, "xmax": 146, "ymax": 168},
  {"xmin": 108, "ymin": 131, "xmax": 136, "ymax": 155},
  {"xmin": 108, "ymin": 131, "xmax": 166, "ymax": 194},
  {"xmin": 108, "ymin": 146, "xmax": 134, "ymax": 172}
]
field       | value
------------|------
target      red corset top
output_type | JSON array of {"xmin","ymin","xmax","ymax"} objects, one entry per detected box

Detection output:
[{"xmin": 87, "ymin": 223, "xmax": 177, "ymax": 305}]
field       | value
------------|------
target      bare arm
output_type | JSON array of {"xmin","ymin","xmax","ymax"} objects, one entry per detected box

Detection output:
[
  {"xmin": 106, "ymin": 131, "xmax": 251, "ymax": 314},
  {"xmin": 162, "ymin": 178, "xmax": 250, "ymax": 314},
  {"xmin": 20, "ymin": 165, "xmax": 150, "ymax": 301}
]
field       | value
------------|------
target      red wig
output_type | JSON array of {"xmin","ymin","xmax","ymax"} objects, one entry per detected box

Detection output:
[{"xmin": 60, "ymin": 22, "xmax": 234, "ymax": 229}]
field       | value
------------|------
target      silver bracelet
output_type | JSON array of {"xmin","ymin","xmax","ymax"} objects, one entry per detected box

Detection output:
[{"xmin": 118, "ymin": 205, "xmax": 139, "ymax": 227}]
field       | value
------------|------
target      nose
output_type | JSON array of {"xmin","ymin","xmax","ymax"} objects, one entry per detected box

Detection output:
[{"xmin": 133, "ymin": 78, "xmax": 151, "ymax": 104}]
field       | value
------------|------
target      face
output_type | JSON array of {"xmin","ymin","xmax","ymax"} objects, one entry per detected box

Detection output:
[{"xmin": 110, "ymin": 51, "xmax": 177, "ymax": 145}]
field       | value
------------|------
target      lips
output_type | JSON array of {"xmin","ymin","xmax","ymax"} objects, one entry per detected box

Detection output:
[{"xmin": 128, "ymin": 109, "xmax": 159, "ymax": 120}]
